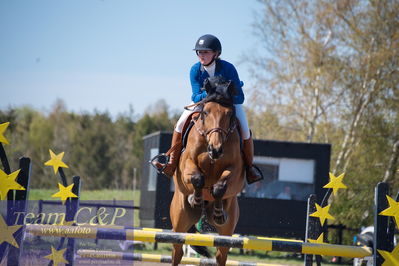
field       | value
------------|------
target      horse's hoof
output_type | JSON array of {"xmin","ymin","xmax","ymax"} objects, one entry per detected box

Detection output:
[
  {"xmin": 213, "ymin": 212, "xmax": 227, "ymax": 226},
  {"xmin": 211, "ymin": 179, "xmax": 227, "ymax": 199},
  {"xmin": 188, "ymin": 194, "xmax": 203, "ymax": 209}
]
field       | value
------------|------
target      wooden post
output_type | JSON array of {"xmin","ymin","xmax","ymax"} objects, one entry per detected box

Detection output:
[
  {"xmin": 374, "ymin": 182, "xmax": 390, "ymax": 266},
  {"xmin": 304, "ymin": 194, "xmax": 317, "ymax": 266},
  {"xmin": 6, "ymin": 157, "xmax": 32, "ymax": 266},
  {"xmin": 65, "ymin": 176, "xmax": 81, "ymax": 266}
]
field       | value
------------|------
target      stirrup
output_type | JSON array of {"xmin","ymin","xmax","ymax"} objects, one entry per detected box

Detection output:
[{"xmin": 149, "ymin": 153, "xmax": 170, "ymax": 174}]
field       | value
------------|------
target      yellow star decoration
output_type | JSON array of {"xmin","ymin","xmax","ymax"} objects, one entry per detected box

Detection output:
[
  {"xmin": 380, "ymin": 195, "xmax": 399, "ymax": 228},
  {"xmin": 378, "ymin": 245, "xmax": 399, "ymax": 266},
  {"xmin": 0, "ymin": 169, "xmax": 25, "ymax": 200},
  {"xmin": 308, "ymin": 233, "xmax": 325, "ymax": 244},
  {"xmin": 310, "ymin": 204, "xmax": 335, "ymax": 226},
  {"xmin": 0, "ymin": 214, "xmax": 21, "ymax": 248},
  {"xmin": 51, "ymin": 183, "xmax": 78, "ymax": 204},
  {"xmin": 44, "ymin": 246, "xmax": 69, "ymax": 265},
  {"xmin": 323, "ymin": 172, "xmax": 347, "ymax": 196},
  {"xmin": 0, "ymin": 122, "xmax": 10, "ymax": 144},
  {"xmin": 44, "ymin": 149, "xmax": 69, "ymax": 174}
]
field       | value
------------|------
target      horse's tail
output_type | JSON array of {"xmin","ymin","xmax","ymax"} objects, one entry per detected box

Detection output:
[{"xmin": 187, "ymin": 225, "xmax": 212, "ymax": 258}]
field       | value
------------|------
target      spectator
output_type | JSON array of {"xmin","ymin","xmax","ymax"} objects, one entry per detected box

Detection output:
[{"xmin": 276, "ymin": 186, "xmax": 292, "ymax": 200}]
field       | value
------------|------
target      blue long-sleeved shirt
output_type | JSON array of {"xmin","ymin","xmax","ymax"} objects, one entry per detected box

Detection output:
[{"xmin": 190, "ymin": 59, "xmax": 244, "ymax": 104}]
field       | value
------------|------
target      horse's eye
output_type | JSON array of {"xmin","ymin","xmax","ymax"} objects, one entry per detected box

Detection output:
[{"xmin": 202, "ymin": 111, "xmax": 208, "ymax": 117}]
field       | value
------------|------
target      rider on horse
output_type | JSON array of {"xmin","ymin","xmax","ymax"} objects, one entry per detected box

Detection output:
[{"xmin": 152, "ymin": 34, "xmax": 263, "ymax": 184}]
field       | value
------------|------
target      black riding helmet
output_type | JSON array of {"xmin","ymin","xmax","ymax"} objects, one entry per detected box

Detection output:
[{"xmin": 194, "ymin": 34, "xmax": 222, "ymax": 55}]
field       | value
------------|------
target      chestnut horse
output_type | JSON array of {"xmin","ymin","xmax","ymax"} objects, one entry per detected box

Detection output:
[{"xmin": 170, "ymin": 77, "xmax": 245, "ymax": 266}]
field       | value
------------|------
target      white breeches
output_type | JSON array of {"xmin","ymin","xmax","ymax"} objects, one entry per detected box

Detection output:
[{"xmin": 175, "ymin": 103, "xmax": 250, "ymax": 140}]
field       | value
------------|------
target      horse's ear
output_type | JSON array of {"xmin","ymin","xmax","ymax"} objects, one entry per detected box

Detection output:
[
  {"xmin": 227, "ymin": 80, "xmax": 238, "ymax": 96},
  {"xmin": 203, "ymin": 78, "xmax": 215, "ymax": 94}
]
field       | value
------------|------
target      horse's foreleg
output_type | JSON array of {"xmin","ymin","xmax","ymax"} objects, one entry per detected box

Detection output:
[
  {"xmin": 188, "ymin": 172, "xmax": 205, "ymax": 208},
  {"xmin": 170, "ymin": 190, "xmax": 201, "ymax": 266},
  {"xmin": 183, "ymin": 158, "xmax": 204, "ymax": 209},
  {"xmin": 215, "ymin": 247, "xmax": 229, "ymax": 266},
  {"xmin": 215, "ymin": 197, "xmax": 239, "ymax": 266},
  {"xmin": 211, "ymin": 178, "xmax": 228, "ymax": 226},
  {"xmin": 172, "ymin": 243, "xmax": 184, "ymax": 266}
]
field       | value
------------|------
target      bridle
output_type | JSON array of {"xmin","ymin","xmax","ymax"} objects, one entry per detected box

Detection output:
[
  {"xmin": 187, "ymin": 102, "xmax": 237, "ymax": 145},
  {"xmin": 195, "ymin": 119, "xmax": 236, "ymax": 144}
]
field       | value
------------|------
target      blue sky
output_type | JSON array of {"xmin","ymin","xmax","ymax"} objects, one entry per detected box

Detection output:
[{"xmin": 0, "ymin": 0, "xmax": 262, "ymax": 118}]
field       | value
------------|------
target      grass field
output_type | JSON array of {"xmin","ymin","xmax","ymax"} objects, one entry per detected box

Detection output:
[{"xmin": 27, "ymin": 189, "xmax": 344, "ymax": 265}]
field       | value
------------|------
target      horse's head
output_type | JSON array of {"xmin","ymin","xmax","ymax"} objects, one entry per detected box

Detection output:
[{"xmin": 198, "ymin": 76, "xmax": 237, "ymax": 160}]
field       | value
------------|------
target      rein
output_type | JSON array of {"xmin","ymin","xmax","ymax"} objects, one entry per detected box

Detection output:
[{"xmin": 184, "ymin": 100, "xmax": 205, "ymax": 111}]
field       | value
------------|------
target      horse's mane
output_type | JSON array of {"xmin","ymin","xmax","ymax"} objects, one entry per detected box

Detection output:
[{"xmin": 203, "ymin": 76, "xmax": 237, "ymax": 108}]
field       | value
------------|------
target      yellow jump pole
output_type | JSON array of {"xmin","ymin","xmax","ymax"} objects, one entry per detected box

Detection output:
[
  {"xmin": 26, "ymin": 225, "xmax": 372, "ymax": 258},
  {"xmin": 77, "ymin": 249, "xmax": 280, "ymax": 266}
]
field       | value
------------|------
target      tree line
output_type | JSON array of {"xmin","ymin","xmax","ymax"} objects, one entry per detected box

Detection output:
[
  {"xmin": 245, "ymin": 0, "xmax": 399, "ymax": 229},
  {"xmin": 0, "ymin": 99, "xmax": 176, "ymax": 190}
]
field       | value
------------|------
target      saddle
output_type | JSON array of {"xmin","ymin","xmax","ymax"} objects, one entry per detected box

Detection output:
[{"xmin": 181, "ymin": 112, "xmax": 199, "ymax": 150}]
